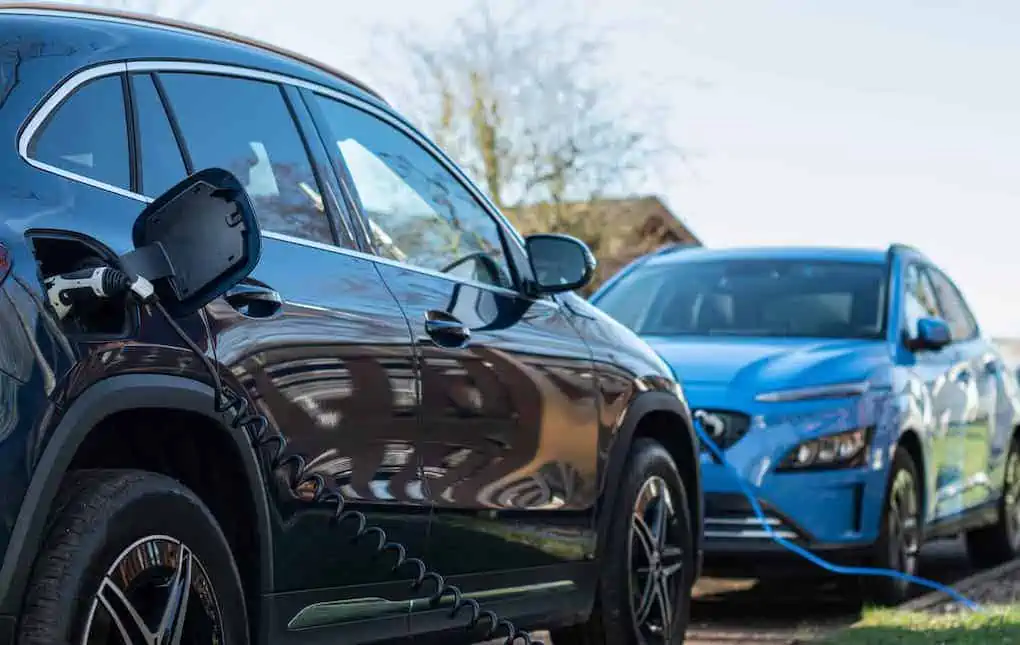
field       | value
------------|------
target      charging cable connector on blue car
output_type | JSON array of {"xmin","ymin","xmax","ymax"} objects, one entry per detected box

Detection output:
[{"xmin": 691, "ymin": 411, "xmax": 981, "ymax": 612}]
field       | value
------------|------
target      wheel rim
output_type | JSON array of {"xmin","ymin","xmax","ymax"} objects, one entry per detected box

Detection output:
[
  {"xmin": 1004, "ymin": 449, "xmax": 1020, "ymax": 547},
  {"xmin": 81, "ymin": 535, "xmax": 224, "ymax": 645},
  {"xmin": 628, "ymin": 476, "xmax": 686, "ymax": 643},
  {"xmin": 888, "ymin": 468, "xmax": 920, "ymax": 576}
]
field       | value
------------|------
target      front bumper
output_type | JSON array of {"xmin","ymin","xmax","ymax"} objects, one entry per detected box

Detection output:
[{"xmin": 700, "ymin": 491, "xmax": 877, "ymax": 578}]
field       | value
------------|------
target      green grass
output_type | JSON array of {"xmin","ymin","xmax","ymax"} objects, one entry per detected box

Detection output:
[{"xmin": 822, "ymin": 606, "xmax": 1020, "ymax": 645}]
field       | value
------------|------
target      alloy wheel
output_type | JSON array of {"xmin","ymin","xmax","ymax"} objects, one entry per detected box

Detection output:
[
  {"xmin": 887, "ymin": 468, "xmax": 920, "ymax": 576},
  {"xmin": 628, "ymin": 475, "xmax": 686, "ymax": 643},
  {"xmin": 81, "ymin": 535, "xmax": 224, "ymax": 645}
]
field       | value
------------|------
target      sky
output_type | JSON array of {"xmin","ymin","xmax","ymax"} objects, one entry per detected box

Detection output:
[{"xmin": 63, "ymin": 0, "xmax": 1020, "ymax": 336}]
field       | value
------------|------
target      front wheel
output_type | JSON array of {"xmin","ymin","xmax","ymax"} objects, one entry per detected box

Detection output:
[
  {"xmin": 552, "ymin": 438, "xmax": 695, "ymax": 645},
  {"xmin": 863, "ymin": 447, "xmax": 922, "ymax": 606},
  {"xmin": 18, "ymin": 469, "xmax": 249, "ymax": 645},
  {"xmin": 965, "ymin": 437, "xmax": 1020, "ymax": 568}
]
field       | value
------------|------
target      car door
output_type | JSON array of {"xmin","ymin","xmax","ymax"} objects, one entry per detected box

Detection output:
[
  {"xmin": 140, "ymin": 67, "xmax": 426, "ymax": 641},
  {"xmin": 901, "ymin": 262, "xmax": 966, "ymax": 521},
  {"xmin": 305, "ymin": 89, "xmax": 602, "ymax": 632},
  {"xmin": 926, "ymin": 266, "xmax": 996, "ymax": 511}
]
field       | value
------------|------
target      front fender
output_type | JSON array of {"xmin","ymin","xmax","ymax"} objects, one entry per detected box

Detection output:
[
  {"xmin": 0, "ymin": 373, "xmax": 274, "ymax": 615},
  {"xmin": 595, "ymin": 390, "xmax": 702, "ymax": 568}
]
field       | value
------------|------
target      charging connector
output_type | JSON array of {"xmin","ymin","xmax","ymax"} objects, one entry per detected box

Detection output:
[{"xmin": 692, "ymin": 411, "xmax": 980, "ymax": 611}]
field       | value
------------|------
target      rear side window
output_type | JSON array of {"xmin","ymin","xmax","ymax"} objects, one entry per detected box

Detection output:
[
  {"xmin": 29, "ymin": 75, "xmax": 130, "ymax": 191},
  {"xmin": 156, "ymin": 72, "xmax": 335, "ymax": 246},
  {"xmin": 130, "ymin": 73, "xmax": 188, "ymax": 196}
]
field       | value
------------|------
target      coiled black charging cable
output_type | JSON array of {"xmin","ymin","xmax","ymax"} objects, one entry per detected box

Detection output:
[{"xmin": 51, "ymin": 265, "xmax": 540, "ymax": 645}]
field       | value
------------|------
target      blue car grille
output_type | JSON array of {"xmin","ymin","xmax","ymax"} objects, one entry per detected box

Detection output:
[{"xmin": 695, "ymin": 409, "xmax": 751, "ymax": 452}]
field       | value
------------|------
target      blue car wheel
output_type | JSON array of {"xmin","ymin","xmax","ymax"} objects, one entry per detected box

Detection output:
[{"xmin": 864, "ymin": 447, "xmax": 922, "ymax": 606}]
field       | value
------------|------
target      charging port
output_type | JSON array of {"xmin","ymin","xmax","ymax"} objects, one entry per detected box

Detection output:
[{"xmin": 28, "ymin": 234, "xmax": 132, "ymax": 337}]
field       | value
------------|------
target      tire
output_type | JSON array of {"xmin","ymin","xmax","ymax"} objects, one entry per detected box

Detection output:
[
  {"xmin": 965, "ymin": 437, "xmax": 1020, "ymax": 568},
  {"xmin": 863, "ymin": 447, "xmax": 923, "ymax": 606},
  {"xmin": 552, "ymin": 438, "xmax": 695, "ymax": 645},
  {"xmin": 18, "ymin": 469, "xmax": 249, "ymax": 645}
]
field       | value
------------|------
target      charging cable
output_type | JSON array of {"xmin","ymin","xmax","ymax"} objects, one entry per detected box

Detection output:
[{"xmin": 692, "ymin": 412, "xmax": 980, "ymax": 612}]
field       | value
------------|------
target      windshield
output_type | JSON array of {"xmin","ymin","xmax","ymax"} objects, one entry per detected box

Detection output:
[{"xmin": 593, "ymin": 258, "xmax": 888, "ymax": 339}]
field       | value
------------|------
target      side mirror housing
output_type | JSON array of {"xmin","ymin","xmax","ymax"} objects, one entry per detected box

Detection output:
[
  {"xmin": 910, "ymin": 317, "xmax": 952, "ymax": 352},
  {"xmin": 122, "ymin": 168, "xmax": 261, "ymax": 317},
  {"xmin": 525, "ymin": 233, "xmax": 596, "ymax": 294}
]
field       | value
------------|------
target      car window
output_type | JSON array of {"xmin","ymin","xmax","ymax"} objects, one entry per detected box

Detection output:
[
  {"xmin": 29, "ymin": 75, "xmax": 130, "ymax": 191},
  {"xmin": 157, "ymin": 72, "xmax": 335, "ymax": 246},
  {"xmin": 130, "ymin": 73, "xmax": 188, "ymax": 197},
  {"xmin": 902, "ymin": 263, "xmax": 941, "ymax": 338},
  {"xmin": 312, "ymin": 95, "xmax": 512, "ymax": 289},
  {"xmin": 927, "ymin": 267, "xmax": 979, "ymax": 341}
]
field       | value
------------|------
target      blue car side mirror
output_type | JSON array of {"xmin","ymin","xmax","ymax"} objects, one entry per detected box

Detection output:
[{"xmin": 911, "ymin": 317, "xmax": 952, "ymax": 352}]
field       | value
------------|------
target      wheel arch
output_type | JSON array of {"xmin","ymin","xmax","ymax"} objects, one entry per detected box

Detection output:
[
  {"xmin": 0, "ymin": 373, "xmax": 274, "ymax": 616},
  {"xmin": 596, "ymin": 391, "xmax": 702, "ymax": 571},
  {"xmin": 897, "ymin": 427, "xmax": 926, "ymax": 515}
]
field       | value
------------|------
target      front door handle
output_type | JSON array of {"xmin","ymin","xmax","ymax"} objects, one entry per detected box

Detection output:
[
  {"xmin": 423, "ymin": 311, "xmax": 470, "ymax": 347},
  {"xmin": 225, "ymin": 283, "xmax": 283, "ymax": 318}
]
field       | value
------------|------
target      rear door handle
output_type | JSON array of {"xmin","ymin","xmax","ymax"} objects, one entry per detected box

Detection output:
[
  {"xmin": 225, "ymin": 283, "xmax": 283, "ymax": 318},
  {"xmin": 423, "ymin": 311, "xmax": 470, "ymax": 347}
]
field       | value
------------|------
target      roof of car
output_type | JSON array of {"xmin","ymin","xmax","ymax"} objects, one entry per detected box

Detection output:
[
  {"xmin": 0, "ymin": 1, "xmax": 385, "ymax": 102},
  {"xmin": 643, "ymin": 245, "xmax": 889, "ymax": 267}
]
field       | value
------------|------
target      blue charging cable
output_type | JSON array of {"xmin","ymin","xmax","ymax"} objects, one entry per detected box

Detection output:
[{"xmin": 692, "ymin": 415, "xmax": 981, "ymax": 611}]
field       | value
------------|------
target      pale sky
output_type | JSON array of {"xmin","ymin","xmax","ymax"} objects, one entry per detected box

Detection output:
[{"xmin": 63, "ymin": 0, "xmax": 1020, "ymax": 336}]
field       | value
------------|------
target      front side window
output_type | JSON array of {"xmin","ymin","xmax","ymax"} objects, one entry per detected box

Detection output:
[
  {"xmin": 313, "ymin": 95, "xmax": 512, "ymax": 289},
  {"xmin": 593, "ymin": 258, "xmax": 888, "ymax": 339},
  {"xmin": 29, "ymin": 75, "xmax": 130, "ymax": 191},
  {"xmin": 927, "ymin": 267, "xmax": 979, "ymax": 341},
  {"xmin": 157, "ymin": 72, "xmax": 335, "ymax": 246},
  {"xmin": 902, "ymin": 263, "xmax": 941, "ymax": 338}
]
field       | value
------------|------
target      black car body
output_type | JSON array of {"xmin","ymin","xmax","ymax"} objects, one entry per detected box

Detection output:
[{"xmin": 0, "ymin": 5, "xmax": 701, "ymax": 644}]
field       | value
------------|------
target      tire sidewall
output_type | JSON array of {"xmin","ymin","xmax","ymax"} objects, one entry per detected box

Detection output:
[
  {"xmin": 20, "ymin": 473, "xmax": 248, "ymax": 645},
  {"xmin": 871, "ymin": 448, "xmax": 922, "ymax": 603},
  {"xmin": 598, "ymin": 439, "xmax": 694, "ymax": 645}
]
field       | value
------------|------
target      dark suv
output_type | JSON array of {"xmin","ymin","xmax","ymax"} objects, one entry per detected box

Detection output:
[{"xmin": 0, "ymin": 5, "xmax": 701, "ymax": 645}]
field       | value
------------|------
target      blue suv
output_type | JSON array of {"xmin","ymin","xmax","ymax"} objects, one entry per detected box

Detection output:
[{"xmin": 592, "ymin": 243, "xmax": 1020, "ymax": 604}]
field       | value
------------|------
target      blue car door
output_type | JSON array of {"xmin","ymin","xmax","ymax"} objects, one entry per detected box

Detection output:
[{"xmin": 926, "ymin": 267, "xmax": 996, "ymax": 511}]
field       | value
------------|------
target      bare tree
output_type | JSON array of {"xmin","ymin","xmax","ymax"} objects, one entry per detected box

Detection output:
[{"xmin": 378, "ymin": 0, "xmax": 675, "ymax": 243}]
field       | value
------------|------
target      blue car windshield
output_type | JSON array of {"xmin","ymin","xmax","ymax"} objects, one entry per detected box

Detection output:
[{"xmin": 593, "ymin": 258, "xmax": 888, "ymax": 339}]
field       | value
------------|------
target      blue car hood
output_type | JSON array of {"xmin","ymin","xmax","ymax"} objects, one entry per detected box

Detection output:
[{"xmin": 647, "ymin": 336, "xmax": 890, "ymax": 396}]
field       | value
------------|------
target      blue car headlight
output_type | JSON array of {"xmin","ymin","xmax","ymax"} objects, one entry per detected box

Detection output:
[
  {"xmin": 755, "ymin": 380, "xmax": 886, "ymax": 472},
  {"xmin": 776, "ymin": 426, "xmax": 873, "ymax": 471}
]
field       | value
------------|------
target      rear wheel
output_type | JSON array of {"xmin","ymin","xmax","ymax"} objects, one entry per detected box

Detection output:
[
  {"xmin": 18, "ymin": 469, "xmax": 249, "ymax": 645},
  {"xmin": 863, "ymin": 447, "xmax": 922, "ymax": 606},
  {"xmin": 965, "ymin": 437, "xmax": 1020, "ymax": 568},
  {"xmin": 552, "ymin": 438, "xmax": 694, "ymax": 645}
]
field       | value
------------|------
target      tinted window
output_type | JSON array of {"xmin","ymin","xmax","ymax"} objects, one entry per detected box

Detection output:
[
  {"xmin": 928, "ymin": 268, "xmax": 979, "ymax": 341},
  {"xmin": 158, "ymin": 73, "xmax": 334, "ymax": 245},
  {"xmin": 594, "ymin": 259, "xmax": 888, "ymax": 339},
  {"xmin": 131, "ymin": 73, "xmax": 187, "ymax": 196},
  {"xmin": 313, "ymin": 95, "xmax": 512, "ymax": 288},
  {"xmin": 30, "ymin": 75, "xmax": 130, "ymax": 190},
  {"xmin": 902, "ymin": 263, "xmax": 941, "ymax": 338}
]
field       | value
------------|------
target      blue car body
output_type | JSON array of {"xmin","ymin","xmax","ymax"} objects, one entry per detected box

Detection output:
[{"xmin": 592, "ymin": 244, "xmax": 1020, "ymax": 576}]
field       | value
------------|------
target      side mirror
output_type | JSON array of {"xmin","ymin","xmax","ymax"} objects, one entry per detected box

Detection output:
[
  {"xmin": 525, "ymin": 233, "xmax": 596, "ymax": 294},
  {"xmin": 911, "ymin": 317, "xmax": 952, "ymax": 352},
  {"xmin": 121, "ymin": 168, "xmax": 261, "ymax": 317}
]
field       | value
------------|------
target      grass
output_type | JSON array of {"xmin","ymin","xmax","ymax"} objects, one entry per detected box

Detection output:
[{"xmin": 821, "ymin": 606, "xmax": 1020, "ymax": 645}]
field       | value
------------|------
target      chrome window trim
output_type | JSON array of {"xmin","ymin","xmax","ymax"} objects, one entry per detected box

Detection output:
[{"xmin": 18, "ymin": 59, "xmax": 547, "ymax": 304}]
